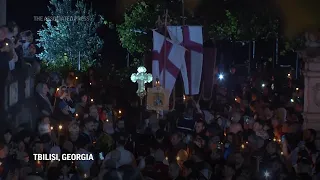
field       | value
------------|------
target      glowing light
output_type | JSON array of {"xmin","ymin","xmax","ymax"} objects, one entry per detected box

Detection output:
[
  {"xmin": 75, "ymin": 76, "xmax": 78, "ymax": 80},
  {"xmin": 5, "ymin": 43, "xmax": 8, "ymax": 46},
  {"xmin": 89, "ymin": 83, "xmax": 92, "ymax": 85},
  {"xmin": 262, "ymin": 83, "xmax": 265, "ymax": 88},
  {"xmin": 176, "ymin": 156, "xmax": 180, "ymax": 161},
  {"xmin": 235, "ymin": 98, "xmax": 237, "ymax": 101},
  {"xmin": 75, "ymin": 113, "xmax": 78, "ymax": 117},
  {"xmin": 218, "ymin": 74, "xmax": 224, "ymax": 80},
  {"xmin": 91, "ymin": 99, "xmax": 94, "ymax": 102},
  {"xmin": 290, "ymin": 99, "xmax": 294, "ymax": 103},
  {"xmin": 287, "ymin": 73, "xmax": 291, "ymax": 77},
  {"xmin": 56, "ymin": 88, "xmax": 59, "ymax": 91},
  {"xmin": 273, "ymin": 138, "xmax": 276, "ymax": 142},
  {"xmin": 264, "ymin": 171, "xmax": 270, "ymax": 178},
  {"xmin": 278, "ymin": 139, "xmax": 281, "ymax": 143},
  {"xmin": 59, "ymin": 125, "xmax": 62, "ymax": 130},
  {"xmin": 51, "ymin": 126, "xmax": 53, "ymax": 130},
  {"xmin": 183, "ymin": 95, "xmax": 186, "ymax": 101},
  {"xmin": 84, "ymin": 174, "xmax": 87, "ymax": 178},
  {"xmin": 241, "ymin": 144, "xmax": 245, "ymax": 149},
  {"xmin": 296, "ymin": 88, "xmax": 299, "ymax": 91},
  {"xmin": 106, "ymin": 119, "xmax": 109, "ymax": 122},
  {"xmin": 118, "ymin": 110, "xmax": 122, "ymax": 114},
  {"xmin": 281, "ymin": 151, "xmax": 283, "ymax": 155},
  {"xmin": 165, "ymin": 157, "xmax": 168, "ymax": 160},
  {"xmin": 246, "ymin": 141, "xmax": 248, "ymax": 144}
]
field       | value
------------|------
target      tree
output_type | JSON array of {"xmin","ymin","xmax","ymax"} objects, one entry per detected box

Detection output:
[
  {"xmin": 37, "ymin": 0, "xmax": 104, "ymax": 71},
  {"xmin": 116, "ymin": 0, "xmax": 182, "ymax": 55}
]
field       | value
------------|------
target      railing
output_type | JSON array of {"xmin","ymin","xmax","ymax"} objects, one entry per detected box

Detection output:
[{"xmin": 2, "ymin": 63, "xmax": 37, "ymax": 132}]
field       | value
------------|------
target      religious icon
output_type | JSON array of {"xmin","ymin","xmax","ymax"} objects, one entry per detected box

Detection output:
[{"xmin": 153, "ymin": 93, "xmax": 164, "ymax": 106}]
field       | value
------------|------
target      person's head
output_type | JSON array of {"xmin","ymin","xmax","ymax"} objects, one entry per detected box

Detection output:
[
  {"xmin": 171, "ymin": 132, "xmax": 182, "ymax": 146},
  {"xmin": 34, "ymin": 141, "xmax": 44, "ymax": 153},
  {"xmin": 60, "ymin": 161, "xmax": 71, "ymax": 175},
  {"xmin": 223, "ymin": 163, "xmax": 235, "ymax": 178},
  {"xmin": 182, "ymin": 160, "xmax": 194, "ymax": 177},
  {"xmin": 156, "ymin": 129, "xmax": 164, "ymax": 142},
  {"xmin": 234, "ymin": 152, "xmax": 244, "ymax": 167},
  {"xmin": 4, "ymin": 129, "xmax": 12, "ymax": 144},
  {"xmin": 168, "ymin": 162, "xmax": 180, "ymax": 179},
  {"xmin": 195, "ymin": 120, "xmax": 205, "ymax": 134},
  {"xmin": 303, "ymin": 129, "xmax": 317, "ymax": 142},
  {"xmin": 36, "ymin": 83, "xmax": 49, "ymax": 95},
  {"xmin": 0, "ymin": 142, "xmax": 8, "ymax": 158},
  {"xmin": 42, "ymin": 117, "xmax": 50, "ymax": 124},
  {"xmin": 7, "ymin": 21, "xmax": 19, "ymax": 36},
  {"xmin": 83, "ymin": 117, "xmax": 95, "ymax": 132},
  {"xmin": 81, "ymin": 94, "xmax": 88, "ymax": 103},
  {"xmin": 116, "ymin": 133, "xmax": 127, "ymax": 147},
  {"xmin": 253, "ymin": 121, "xmax": 263, "ymax": 132},
  {"xmin": 266, "ymin": 141, "xmax": 277, "ymax": 155}
]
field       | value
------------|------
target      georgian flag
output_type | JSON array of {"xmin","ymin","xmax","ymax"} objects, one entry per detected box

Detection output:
[
  {"xmin": 167, "ymin": 26, "xmax": 203, "ymax": 95},
  {"xmin": 152, "ymin": 30, "xmax": 186, "ymax": 94}
]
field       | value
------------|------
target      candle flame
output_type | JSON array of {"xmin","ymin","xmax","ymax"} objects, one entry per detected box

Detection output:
[
  {"xmin": 273, "ymin": 138, "xmax": 277, "ymax": 142},
  {"xmin": 56, "ymin": 88, "xmax": 59, "ymax": 91},
  {"xmin": 119, "ymin": 110, "xmax": 121, "ymax": 114},
  {"xmin": 176, "ymin": 156, "xmax": 180, "ymax": 161},
  {"xmin": 75, "ymin": 77, "xmax": 78, "ymax": 80},
  {"xmin": 183, "ymin": 95, "xmax": 186, "ymax": 100},
  {"xmin": 51, "ymin": 126, "xmax": 53, "ymax": 130},
  {"xmin": 296, "ymin": 88, "xmax": 299, "ymax": 91},
  {"xmin": 5, "ymin": 43, "xmax": 8, "ymax": 46},
  {"xmin": 241, "ymin": 144, "xmax": 245, "ymax": 149},
  {"xmin": 90, "ymin": 83, "xmax": 92, "ymax": 85},
  {"xmin": 281, "ymin": 151, "xmax": 283, "ymax": 155},
  {"xmin": 246, "ymin": 141, "xmax": 248, "ymax": 144},
  {"xmin": 91, "ymin": 99, "xmax": 94, "ymax": 102},
  {"xmin": 106, "ymin": 119, "xmax": 109, "ymax": 122},
  {"xmin": 59, "ymin": 125, "xmax": 62, "ymax": 130},
  {"xmin": 75, "ymin": 113, "xmax": 78, "ymax": 117}
]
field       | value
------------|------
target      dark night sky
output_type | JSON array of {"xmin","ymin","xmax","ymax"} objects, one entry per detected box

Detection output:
[{"xmin": 7, "ymin": 0, "xmax": 127, "ymax": 68}]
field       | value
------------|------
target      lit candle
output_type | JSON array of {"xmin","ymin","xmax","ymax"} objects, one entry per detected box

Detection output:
[
  {"xmin": 51, "ymin": 126, "xmax": 53, "ymax": 130},
  {"xmin": 183, "ymin": 95, "xmax": 186, "ymax": 101},
  {"xmin": 118, "ymin": 110, "xmax": 121, "ymax": 114},
  {"xmin": 246, "ymin": 141, "xmax": 248, "ymax": 144},
  {"xmin": 59, "ymin": 125, "xmax": 62, "ymax": 130},
  {"xmin": 290, "ymin": 99, "xmax": 294, "ymax": 103},
  {"xmin": 176, "ymin": 156, "xmax": 180, "ymax": 161},
  {"xmin": 296, "ymin": 88, "xmax": 299, "ymax": 91},
  {"xmin": 278, "ymin": 139, "xmax": 281, "ymax": 143},
  {"xmin": 261, "ymin": 83, "xmax": 265, "ymax": 88},
  {"xmin": 241, "ymin": 144, "xmax": 245, "ymax": 149},
  {"xmin": 56, "ymin": 88, "xmax": 59, "ymax": 91},
  {"xmin": 280, "ymin": 151, "xmax": 283, "ymax": 155},
  {"xmin": 91, "ymin": 99, "xmax": 94, "ymax": 102},
  {"xmin": 235, "ymin": 98, "xmax": 237, "ymax": 101},
  {"xmin": 273, "ymin": 138, "xmax": 276, "ymax": 142},
  {"xmin": 5, "ymin": 43, "xmax": 8, "ymax": 46},
  {"xmin": 89, "ymin": 82, "xmax": 92, "ymax": 85},
  {"xmin": 106, "ymin": 119, "xmax": 109, "ymax": 122},
  {"xmin": 75, "ymin": 76, "xmax": 78, "ymax": 80},
  {"xmin": 287, "ymin": 73, "xmax": 291, "ymax": 77},
  {"xmin": 75, "ymin": 113, "xmax": 78, "ymax": 117}
]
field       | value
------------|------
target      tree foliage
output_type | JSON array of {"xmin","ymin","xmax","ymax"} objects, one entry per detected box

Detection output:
[{"xmin": 37, "ymin": 0, "xmax": 104, "ymax": 72}]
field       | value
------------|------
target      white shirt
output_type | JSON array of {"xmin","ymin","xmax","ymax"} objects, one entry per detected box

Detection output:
[{"xmin": 104, "ymin": 146, "xmax": 134, "ymax": 167}]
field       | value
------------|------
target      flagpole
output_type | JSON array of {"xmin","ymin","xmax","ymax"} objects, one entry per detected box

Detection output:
[{"xmin": 163, "ymin": 10, "xmax": 168, "ymax": 89}]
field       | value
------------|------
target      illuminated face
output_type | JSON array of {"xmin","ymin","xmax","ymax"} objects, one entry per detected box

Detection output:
[
  {"xmin": 81, "ymin": 95, "xmax": 88, "ymax": 103},
  {"xmin": 195, "ymin": 122, "xmax": 204, "ymax": 133},
  {"xmin": 171, "ymin": 134, "xmax": 181, "ymax": 146},
  {"xmin": 85, "ymin": 122, "xmax": 95, "ymax": 132}
]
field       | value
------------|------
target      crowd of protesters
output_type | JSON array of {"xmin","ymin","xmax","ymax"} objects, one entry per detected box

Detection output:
[{"xmin": 0, "ymin": 21, "xmax": 320, "ymax": 180}]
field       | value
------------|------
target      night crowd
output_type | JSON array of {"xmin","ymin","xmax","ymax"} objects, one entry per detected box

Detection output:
[{"xmin": 0, "ymin": 22, "xmax": 320, "ymax": 180}]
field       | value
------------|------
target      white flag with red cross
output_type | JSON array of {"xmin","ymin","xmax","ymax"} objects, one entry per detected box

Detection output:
[
  {"xmin": 167, "ymin": 26, "xmax": 203, "ymax": 95},
  {"xmin": 152, "ymin": 30, "xmax": 186, "ymax": 95}
]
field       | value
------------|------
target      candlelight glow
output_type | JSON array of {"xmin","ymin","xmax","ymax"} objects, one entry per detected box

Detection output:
[
  {"xmin": 273, "ymin": 138, "xmax": 277, "ymax": 142},
  {"xmin": 90, "ymin": 83, "xmax": 92, "ymax": 85},
  {"xmin": 183, "ymin": 95, "xmax": 186, "ymax": 101},
  {"xmin": 246, "ymin": 141, "xmax": 248, "ymax": 144},
  {"xmin": 176, "ymin": 156, "xmax": 180, "ymax": 161},
  {"xmin": 57, "ymin": 88, "xmax": 59, "ymax": 91},
  {"xmin": 165, "ymin": 157, "xmax": 168, "ymax": 160},
  {"xmin": 91, "ymin": 99, "xmax": 94, "ymax": 102},
  {"xmin": 119, "ymin": 110, "xmax": 122, "ymax": 114},
  {"xmin": 241, "ymin": 144, "xmax": 245, "ymax": 149},
  {"xmin": 262, "ymin": 83, "xmax": 265, "ymax": 88},
  {"xmin": 106, "ymin": 119, "xmax": 109, "ymax": 122},
  {"xmin": 290, "ymin": 99, "xmax": 294, "ymax": 103},
  {"xmin": 75, "ymin": 113, "xmax": 78, "ymax": 117},
  {"xmin": 59, "ymin": 125, "xmax": 62, "ymax": 130},
  {"xmin": 287, "ymin": 73, "xmax": 291, "ymax": 77},
  {"xmin": 281, "ymin": 151, "xmax": 284, "ymax": 155},
  {"xmin": 5, "ymin": 43, "xmax": 8, "ymax": 46},
  {"xmin": 51, "ymin": 126, "xmax": 53, "ymax": 130},
  {"xmin": 296, "ymin": 88, "xmax": 299, "ymax": 91},
  {"xmin": 75, "ymin": 76, "xmax": 78, "ymax": 80}
]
